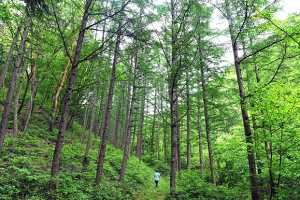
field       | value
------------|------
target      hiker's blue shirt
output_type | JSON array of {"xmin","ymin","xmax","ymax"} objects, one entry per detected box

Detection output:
[{"xmin": 154, "ymin": 172, "xmax": 160, "ymax": 181}]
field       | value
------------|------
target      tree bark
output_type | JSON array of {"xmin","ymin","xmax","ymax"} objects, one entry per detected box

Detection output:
[
  {"xmin": 49, "ymin": 38, "xmax": 76, "ymax": 132},
  {"xmin": 0, "ymin": 16, "xmax": 32, "ymax": 154},
  {"xmin": 112, "ymin": 87, "xmax": 123, "ymax": 147},
  {"xmin": 95, "ymin": 33, "xmax": 121, "ymax": 185},
  {"xmin": 232, "ymin": 33, "xmax": 259, "ymax": 200},
  {"xmin": 13, "ymin": 42, "xmax": 32, "ymax": 137},
  {"xmin": 80, "ymin": 91, "xmax": 90, "ymax": 144},
  {"xmin": 50, "ymin": 0, "xmax": 92, "ymax": 178},
  {"xmin": 22, "ymin": 29, "xmax": 43, "ymax": 133},
  {"xmin": 83, "ymin": 58, "xmax": 103, "ymax": 168},
  {"xmin": 197, "ymin": 104, "xmax": 204, "ymax": 176},
  {"xmin": 136, "ymin": 76, "xmax": 146, "ymax": 161},
  {"xmin": 224, "ymin": 1, "xmax": 259, "ymax": 198},
  {"xmin": 0, "ymin": 25, "xmax": 22, "ymax": 88},
  {"xmin": 186, "ymin": 68, "xmax": 191, "ymax": 170},
  {"xmin": 170, "ymin": 0, "xmax": 178, "ymax": 196},
  {"xmin": 119, "ymin": 46, "xmax": 139, "ymax": 181},
  {"xmin": 150, "ymin": 90, "xmax": 157, "ymax": 156},
  {"xmin": 200, "ymin": 63, "xmax": 216, "ymax": 187}
]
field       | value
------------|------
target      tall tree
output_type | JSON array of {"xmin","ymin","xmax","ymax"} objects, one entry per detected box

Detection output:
[
  {"xmin": 50, "ymin": 0, "xmax": 93, "ymax": 178},
  {"xmin": 95, "ymin": 28, "xmax": 122, "ymax": 185},
  {"xmin": 119, "ymin": 42, "xmax": 140, "ymax": 182},
  {"xmin": 0, "ymin": 16, "xmax": 32, "ymax": 153}
]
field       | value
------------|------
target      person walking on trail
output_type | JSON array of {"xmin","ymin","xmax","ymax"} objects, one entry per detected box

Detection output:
[{"xmin": 154, "ymin": 169, "xmax": 161, "ymax": 188}]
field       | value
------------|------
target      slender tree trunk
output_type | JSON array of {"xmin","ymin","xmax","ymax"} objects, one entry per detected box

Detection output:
[
  {"xmin": 112, "ymin": 89, "xmax": 122, "ymax": 147},
  {"xmin": 150, "ymin": 90, "xmax": 157, "ymax": 156},
  {"xmin": 232, "ymin": 38, "xmax": 258, "ymax": 200},
  {"xmin": 200, "ymin": 63, "xmax": 216, "ymax": 187},
  {"xmin": 13, "ymin": 77, "xmax": 23, "ymax": 137},
  {"xmin": 131, "ymin": 111, "xmax": 138, "ymax": 156},
  {"xmin": 95, "ymin": 33, "xmax": 121, "ymax": 185},
  {"xmin": 197, "ymin": 104, "xmax": 204, "ymax": 175},
  {"xmin": 163, "ymin": 120, "xmax": 167, "ymax": 163},
  {"xmin": 80, "ymin": 94, "xmax": 90, "ymax": 144},
  {"xmin": 83, "ymin": 14, "xmax": 107, "ymax": 164},
  {"xmin": 0, "ymin": 24, "xmax": 22, "ymax": 88},
  {"xmin": 136, "ymin": 76, "xmax": 146, "ymax": 161},
  {"xmin": 13, "ymin": 43, "xmax": 31, "ymax": 136},
  {"xmin": 18, "ymin": 74, "xmax": 30, "ymax": 114},
  {"xmin": 122, "ymin": 83, "xmax": 131, "ymax": 147},
  {"xmin": 49, "ymin": 38, "xmax": 76, "ymax": 132},
  {"xmin": 161, "ymin": 84, "xmax": 167, "ymax": 163},
  {"xmin": 170, "ymin": 86, "xmax": 178, "ymax": 197},
  {"xmin": 176, "ymin": 104, "xmax": 181, "ymax": 176},
  {"xmin": 186, "ymin": 68, "xmax": 191, "ymax": 170},
  {"xmin": 95, "ymin": 87, "xmax": 106, "ymax": 140},
  {"xmin": 83, "ymin": 61, "xmax": 102, "ymax": 167},
  {"xmin": 22, "ymin": 84, "xmax": 39, "ymax": 133},
  {"xmin": 119, "ymin": 47, "xmax": 139, "ymax": 181},
  {"xmin": 50, "ymin": 0, "xmax": 92, "ymax": 178},
  {"xmin": 170, "ymin": 0, "xmax": 178, "ymax": 196},
  {"xmin": 157, "ymin": 116, "xmax": 161, "ymax": 160},
  {"xmin": 225, "ymin": 1, "xmax": 259, "ymax": 198},
  {"xmin": 22, "ymin": 31, "xmax": 43, "ymax": 133},
  {"xmin": 0, "ymin": 16, "xmax": 32, "ymax": 154}
]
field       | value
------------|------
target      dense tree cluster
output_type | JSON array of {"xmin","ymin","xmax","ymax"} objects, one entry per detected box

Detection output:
[{"xmin": 1, "ymin": 0, "xmax": 300, "ymax": 199}]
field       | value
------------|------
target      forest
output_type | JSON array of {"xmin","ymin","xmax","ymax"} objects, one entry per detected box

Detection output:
[{"xmin": 0, "ymin": 0, "xmax": 300, "ymax": 199}]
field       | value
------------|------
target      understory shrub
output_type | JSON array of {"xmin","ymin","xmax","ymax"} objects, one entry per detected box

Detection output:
[{"xmin": 175, "ymin": 170, "xmax": 250, "ymax": 200}]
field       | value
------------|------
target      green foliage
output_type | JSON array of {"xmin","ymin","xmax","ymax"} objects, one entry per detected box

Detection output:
[
  {"xmin": 175, "ymin": 170, "xmax": 250, "ymax": 200},
  {"xmin": 0, "ymin": 166, "xmax": 49, "ymax": 199},
  {"xmin": 0, "ymin": 125, "xmax": 160, "ymax": 199},
  {"xmin": 0, "ymin": 87, "xmax": 7, "ymax": 104},
  {"xmin": 142, "ymin": 154, "xmax": 170, "ymax": 175}
]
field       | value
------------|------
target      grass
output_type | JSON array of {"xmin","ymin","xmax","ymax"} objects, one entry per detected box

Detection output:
[{"xmin": 133, "ymin": 176, "xmax": 170, "ymax": 200}]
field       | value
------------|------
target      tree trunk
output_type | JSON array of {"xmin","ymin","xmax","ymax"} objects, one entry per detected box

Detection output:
[
  {"xmin": 176, "ymin": 105, "xmax": 181, "ymax": 176},
  {"xmin": 0, "ymin": 16, "xmax": 32, "ymax": 154},
  {"xmin": 131, "ymin": 110, "xmax": 138, "ymax": 156},
  {"xmin": 163, "ymin": 119, "xmax": 167, "ymax": 163},
  {"xmin": 80, "ymin": 92, "xmax": 90, "ymax": 144},
  {"xmin": 232, "ymin": 34, "xmax": 259, "ymax": 200},
  {"xmin": 22, "ymin": 31, "xmax": 43, "ymax": 133},
  {"xmin": 136, "ymin": 76, "xmax": 146, "ymax": 161},
  {"xmin": 224, "ymin": 1, "xmax": 259, "ymax": 198},
  {"xmin": 83, "ymin": 14, "xmax": 107, "ymax": 163},
  {"xmin": 17, "ymin": 73, "xmax": 30, "ymax": 114},
  {"xmin": 197, "ymin": 104, "xmax": 204, "ymax": 176},
  {"xmin": 13, "ymin": 42, "xmax": 32, "ymax": 137},
  {"xmin": 0, "ymin": 25, "xmax": 21, "ymax": 88},
  {"xmin": 50, "ymin": 0, "xmax": 92, "ymax": 178},
  {"xmin": 95, "ymin": 32, "xmax": 121, "ymax": 185},
  {"xmin": 121, "ymin": 83, "xmax": 131, "ymax": 148},
  {"xmin": 150, "ymin": 90, "xmax": 157, "ymax": 156},
  {"xmin": 157, "ymin": 116, "xmax": 161, "ymax": 160},
  {"xmin": 200, "ymin": 63, "xmax": 216, "ymax": 187},
  {"xmin": 49, "ymin": 38, "xmax": 76, "ymax": 132},
  {"xmin": 186, "ymin": 68, "xmax": 191, "ymax": 170},
  {"xmin": 170, "ymin": 85, "xmax": 178, "ymax": 198},
  {"xmin": 170, "ymin": 0, "xmax": 178, "ymax": 196},
  {"xmin": 112, "ymin": 88, "xmax": 123, "ymax": 147},
  {"xmin": 119, "ymin": 46, "xmax": 139, "ymax": 181},
  {"xmin": 95, "ymin": 87, "xmax": 106, "ymax": 140},
  {"xmin": 83, "ymin": 59, "xmax": 103, "ymax": 168},
  {"xmin": 22, "ymin": 84, "xmax": 39, "ymax": 133}
]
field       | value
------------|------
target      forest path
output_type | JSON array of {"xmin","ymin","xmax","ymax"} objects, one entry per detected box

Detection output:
[{"xmin": 133, "ymin": 176, "xmax": 169, "ymax": 200}]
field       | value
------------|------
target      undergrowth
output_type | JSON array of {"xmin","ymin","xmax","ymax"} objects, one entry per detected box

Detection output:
[{"xmin": 0, "ymin": 125, "xmax": 156, "ymax": 199}]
